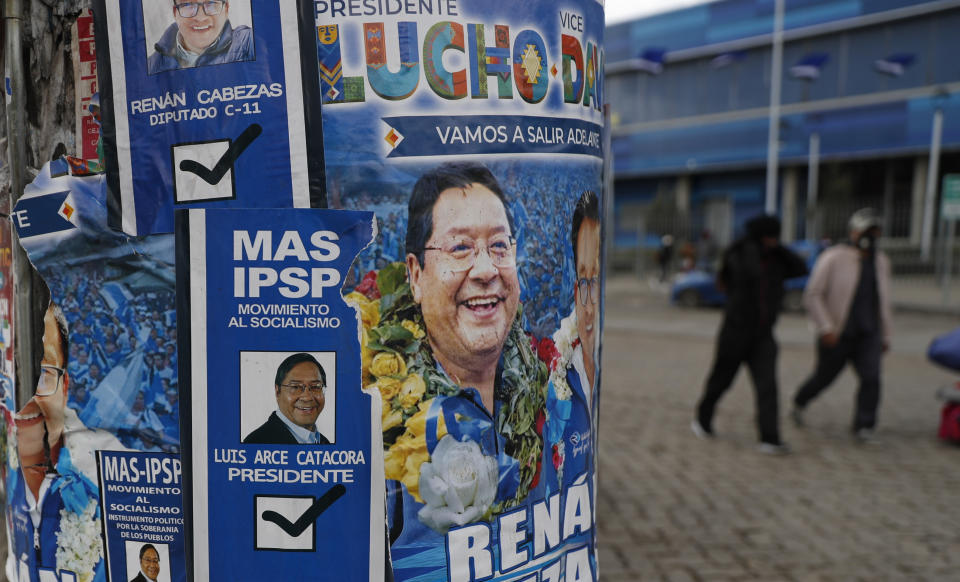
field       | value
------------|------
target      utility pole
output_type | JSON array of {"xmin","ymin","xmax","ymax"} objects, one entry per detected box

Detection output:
[
  {"xmin": 4, "ymin": 0, "xmax": 40, "ymax": 406},
  {"xmin": 764, "ymin": 0, "xmax": 785, "ymax": 215}
]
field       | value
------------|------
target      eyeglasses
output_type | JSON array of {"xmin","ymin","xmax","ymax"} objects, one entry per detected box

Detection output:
[
  {"xmin": 174, "ymin": 1, "xmax": 225, "ymax": 18},
  {"xmin": 141, "ymin": 557, "xmax": 160, "ymax": 565},
  {"xmin": 36, "ymin": 365, "xmax": 65, "ymax": 397},
  {"xmin": 423, "ymin": 235, "xmax": 517, "ymax": 272},
  {"xmin": 279, "ymin": 382, "xmax": 326, "ymax": 396},
  {"xmin": 576, "ymin": 277, "xmax": 599, "ymax": 305}
]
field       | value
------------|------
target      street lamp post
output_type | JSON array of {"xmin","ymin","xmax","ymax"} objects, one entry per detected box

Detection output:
[
  {"xmin": 765, "ymin": 0, "xmax": 785, "ymax": 215},
  {"xmin": 806, "ymin": 131, "xmax": 820, "ymax": 240},
  {"xmin": 921, "ymin": 100, "xmax": 945, "ymax": 262}
]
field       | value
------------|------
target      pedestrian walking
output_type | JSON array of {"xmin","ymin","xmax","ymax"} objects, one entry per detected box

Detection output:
[
  {"xmin": 791, "ymin": 208, "xmax": 893, "ymax": 442},
  {"xmin": 692, "ymin": 215, "xmax": 808, "ymax": 453},
  {"xmin": 657, "ymin": 234, "xmax": 675, "ymax": 282}
]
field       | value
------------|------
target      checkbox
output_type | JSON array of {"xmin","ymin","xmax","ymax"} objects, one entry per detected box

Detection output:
[
  {"xmin": 171, "ymin": 140, "xmax": 236, "ymax": 203},
  {"xmin": 254, "ymin": 495, "xmax": 317, "ymax": 552}
]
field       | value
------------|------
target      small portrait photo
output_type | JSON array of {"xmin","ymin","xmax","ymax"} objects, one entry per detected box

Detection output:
[
  {"xmin": 240, "ymin": 351, "xmax": 336, "ymax": 445},
  {"xmin": 125, "ymin": 541, "xmax": 171, "ymax": 582},
  {"xmin": 141, "ymin": 0, "xmax": 255, "ymax": 75}
]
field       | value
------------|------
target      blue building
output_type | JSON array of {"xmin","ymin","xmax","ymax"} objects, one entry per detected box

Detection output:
[{"xmin": 607, "ymin": 0, "xmax": 960, "ymax": 259}]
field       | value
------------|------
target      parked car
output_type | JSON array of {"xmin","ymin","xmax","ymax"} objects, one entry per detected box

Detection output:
[{"xmin": 670, "ymin": 240, "xmax": 824, "ymax": 311}]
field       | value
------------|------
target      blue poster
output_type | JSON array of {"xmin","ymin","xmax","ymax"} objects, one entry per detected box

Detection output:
[
  {"xmin": 175, "ymin": 208, "xmax": 381, "ymax": 580},
  {"xmin": 315, "ymin": 0, "xmax": 606, "ymax": 580},
  {"xmin": 6, "ymin": 158, "xmax": 179, "ymax": 582},
  {"xmin": 94, "ymin": 0, "xmax": 324, "ymax": 236},
  {"xmin": 97, "ymin": 451, "xmax": 187, "ymax": 582}
]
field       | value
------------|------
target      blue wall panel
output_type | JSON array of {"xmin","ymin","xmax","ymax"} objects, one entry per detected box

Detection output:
[
  {"xmin": 607, "ymin": 0, "xmax": 940, "ymax": 62},
  {"xmin": 614, "ymin": 96, "xmax": 960, "ymax": 176}
]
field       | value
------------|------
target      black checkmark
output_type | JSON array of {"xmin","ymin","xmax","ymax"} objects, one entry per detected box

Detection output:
[
  {"xmin": 179, "ymin": 123, "xmax": 263, "ymax": 185},
  {"xmin": 261, "ymin": 484, "xmax": 346, "ymax": 538}
]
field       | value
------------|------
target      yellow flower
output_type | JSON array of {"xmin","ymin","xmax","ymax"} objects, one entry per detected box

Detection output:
[
  {"xmin": 405, "ymin": 399, "xmax": 448, "ymax": 440},
  {"xmin": 399, "ymin": 374, "xmax": 427, "ymax": 409},
  {"xmin": 401, "ymin": 320, "xmax": 425, "ymax": 339},
  {"xmin": 345, "ymin": 292, "xmax": 380, "ymax": 329},
  {"xmin": 383, "ymin": 443, "xmax": 407, "ymax": 481},
  {"xmin": 372, "ymin": 377, "xmax": 402, "ymax": 402},
  {"xmin": 360, "ymin": 330, "xmax": 374, "ymax": 382},
  {"xmin": 382, "ymin": 399, "xmax": 449, "ymax": 503},
  {"xmin": 402, "ymin": 444, "xmax": 430, "ymax": 502},
  {"xmin": 370, "ymin": 352, "xmax": 407, "ymax": 378},
  {"xmin": 381, "ymin": 409, "xmax": 404, "ymax": 432}
]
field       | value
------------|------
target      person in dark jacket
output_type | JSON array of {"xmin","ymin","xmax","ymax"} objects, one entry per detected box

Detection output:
[
  {"xmin": 243, "ymin": 353, "xmax": 331, "ymax": 445},
  {"xmin": 692, "ymin": 215, "xmax": 808, "ymax": 454},
  {"xmin": 148, "ymin": 1, "xmax": 254, "ymax": 74}
]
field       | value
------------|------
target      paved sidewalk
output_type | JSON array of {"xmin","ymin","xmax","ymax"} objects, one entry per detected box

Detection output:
[{"xmin": 596, "ymin": 277, "xmax": 960, "ymax": 581}]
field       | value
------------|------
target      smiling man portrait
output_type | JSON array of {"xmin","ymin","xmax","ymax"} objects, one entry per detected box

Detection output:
[
  {"xmin": 147, "ymin": 0, "xmax": 255, "ymax": 74},
  {"xmin": 375, "ymin": 162, "xmax": 546, "ymax": 544},
  {"xmin": 405, "ymin": 163, "xmax": 521, "ymax": 413},
  {"xmin": 11, "ymin": 288, "xmax": 124, "ymax": 579},
  {"xmin": 130, "ymin": 544, "xmax": 161, "ymax": 582},
  {"xmin": 243, "ymin": 353, "xmax": 330, "ymax": 445}
]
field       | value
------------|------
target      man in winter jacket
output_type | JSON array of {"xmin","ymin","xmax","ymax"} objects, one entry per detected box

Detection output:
[
  {"xmin": 792, "ymin": 208, "xmax": 893, "ymax": 442},
  {"xmin": 692, "ymin": 215, "xmax": 807, "ymax": 454},
  {"xmin": 148, "ymin": 1, "xmax": 254, "ymax": 74}
]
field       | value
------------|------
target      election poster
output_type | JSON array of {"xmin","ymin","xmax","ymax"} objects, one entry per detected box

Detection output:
[
  {"xmin": 314, "ymin": 0, "xmax": 606, "ymax": 580},
  {"xmin": 72, "ymin": 8, "xmax": 101, "ymax": 163},
  {"xmin": 6, "ymin": 158, "xmax": 182, "ymax": 582},
  {"xmin": 97, "ymin": 451, "xmax": 186, "ymax": 582},
  {"xmin": 93, "ymin": 0, "xmax": 325, "ymax": 236},
  {"xmin": 175, "ymin": 208, "xmax": 382, "ymax": 581}
]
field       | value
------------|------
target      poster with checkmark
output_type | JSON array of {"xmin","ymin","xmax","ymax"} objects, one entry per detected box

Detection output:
[
  {"xmin": 171, "ymin": 139, "xmax": 236, "ymax": 203},
  {"xmin": 176, "ymin": 208, "xmax": 383, "ymax": 581},
  {"xmin": 94, "ymin": 0, "xmax": 325, "ymax": 236}
]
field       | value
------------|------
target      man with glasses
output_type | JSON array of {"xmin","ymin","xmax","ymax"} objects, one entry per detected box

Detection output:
[
  {"xmin": 385, "ymin": 162, "xmax": 547, "ymax": 561},
  {"xmin": 571, "ymin": 191, "xmax": 601, "ymax": 395},
  {"xmin": 543, "ymin": 190, "xmax": 601, "ymax": 493},
  {"xmin": 243, "ymin": 353, "xmax": 330, "ymax": 445},
  {"xmin": 131, "ymin": 544, "xmax": 161, "ymax": 582},
  {"xmin": 405, "ymin": 162, "xmax": 521, "ymax": 415},
  {"xmin": 148, "ymin": 0, "xmax": 254, "ymax": 74},
  {"xmin": 12, "ymin": 298, "xmax": 124, "ymax": 581}
]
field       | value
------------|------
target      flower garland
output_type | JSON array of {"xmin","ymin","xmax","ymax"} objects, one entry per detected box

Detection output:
[
  {"xmin": 533, "ymin": 310, "xmax": 578, "ymax": 490},
  {"xmin": 56, "ymin": 499, "xmax": 102, "ymax": 582},
  {"xmin": 347, "ymin": 264, "xmax": 547, "ymax": 515},
  {"xmin": 49, "ymin": 446, "xmax": 104, "ymax": 582}
]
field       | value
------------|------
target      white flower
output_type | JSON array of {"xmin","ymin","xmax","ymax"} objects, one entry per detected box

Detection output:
[
  {"xmin": 417, "ymin": 435, "xmax": 498, "ymax": 535},
  {"xmin": 553, "ymin": 311, "xmax": 577, "ymax": 363},
  {"xmin": 56, "ymin": 499, "xmax": 103, "ymax": 582},
  {"xmin": 549, "ymin": 311, "xmax": 578, "ymax": 401}
]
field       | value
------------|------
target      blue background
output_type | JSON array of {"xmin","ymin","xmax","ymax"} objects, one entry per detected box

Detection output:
[
  {"xmin": 193, "ymin": 208, "xmax": 375, "ymax": 580},
  {"xmin": 114, "ymin": 1, "xmax": 303, "ymax": 234}
]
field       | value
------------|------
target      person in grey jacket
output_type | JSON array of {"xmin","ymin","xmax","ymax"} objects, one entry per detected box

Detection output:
[
  {"xmin": 792, "ymin": 208, "xmax": 893, "ymax": 442},
  {"xmin": 148, "ymin": 1, "xmax": 254, "ymax": 74}
]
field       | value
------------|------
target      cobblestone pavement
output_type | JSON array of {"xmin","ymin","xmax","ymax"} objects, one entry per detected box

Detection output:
[{"xmin": 597, "ymin": 277, "xmax": 960, "ymax": 582}]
